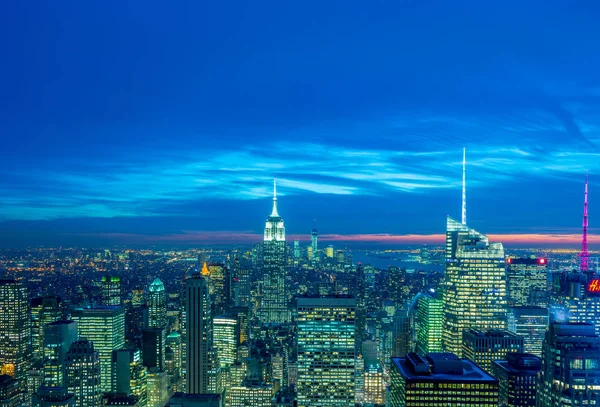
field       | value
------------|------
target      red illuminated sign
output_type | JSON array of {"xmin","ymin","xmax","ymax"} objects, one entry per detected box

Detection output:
[
  {"xmin": 506, "ymin": 258, "xmax": 512, "ymax": 264},
  {"xmin": 588, "ymin": 280, "xmax": 600, "ymax": 293},
  {"xmin": 538, "ymin": 258, "xmax": 546, "ymax": 265}
]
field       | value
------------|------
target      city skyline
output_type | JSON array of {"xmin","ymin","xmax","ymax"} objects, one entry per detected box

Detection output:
[{"xmin": 2, "ymin": 1, "xmax": 600, "ymax": 248}]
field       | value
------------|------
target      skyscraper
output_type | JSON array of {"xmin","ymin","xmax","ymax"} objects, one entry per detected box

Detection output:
[
  {"xmin": 296, "ymin": 296, "xmax": 356, "ymax": 407},
  {"xmin": 65, "ymin": 339, "xmax": 101, "ymax": 407},
  {"xmin": 462, "ymin": 329, "xmax": 523, "ymax": 373},
  {"xmin": 71, "ymin": 306, "xmax": 125, "ymax": 393},
  {"xmin": 142, "ymin": 328, "xmax": 166, "ymax": 371},
  {"xmin": 111, "ymin": 349, "xmax": 147, "ymax": 407},
  {"xmin": 508, "ymin": 306, "xmax": 549, "ymax": 357},
  {"xmin": 31, "ymin": 296, "xmax": 62, "ymax": 363},
  {"xmin": 442, "ymin": 217, "xmax": 508, "ymax": 356},
  {"xmin": 101, "ymin": 276, "xmax": 122, "ymax": 306},
  {"xmin": 212, "ymin": 317, "xmax": 237, "ymax": 369},
  {"xmin": 506, "ymin": 257, "xmax": 548, "ymax": 307},
  {"xmin": 42, "ymin": 321, "xmax": 78, "ymax": 389},
  {"xmin": 185, "ymin": 275, "xmax": 212, "ymax": 394},
  {"xmin": 261, "ymin": 179, "xmax": 290, "ymax": 324},
  {"xmin": 389, "ymin": 352, "xmax": 499, "ymax": 407},
  {"xmin": 148, "ymin": 278, "xmax": 167, "ymax": 329},
  {"xmin": 311, "ymin": 222, "xmax": 318, "ymax": 263},
  {"xmin": 537, "ymin": 323, "xmax": 600, "ymax": 406},
  {"xmin": 0, "ymin": 280, "xmax": 31, "ymax": 382},
  {"xmin": 415, "ymin": 293, "xmax": 443, "ymax": 354},
  {"xmin": 491, "ymin": 353, "xmax": 540, "ymax": 407}
]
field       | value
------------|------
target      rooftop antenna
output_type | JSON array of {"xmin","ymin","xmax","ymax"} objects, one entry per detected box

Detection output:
[
  {"xmin": 462, "ymin": 147, "xmax": 467, "ymax": 225},
  {"xmin": 271, "ymin": 176, "xmax": 279, "ymax": 217},
  {"xmin": 581, "ymin": 171, "xmax": 589, "ymax": 272}
]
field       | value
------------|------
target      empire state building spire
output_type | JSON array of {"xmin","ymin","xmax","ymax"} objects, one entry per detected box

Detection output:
[{"xmin": 271, "ymin": 177, "xmax": 279, "ymax": 217}]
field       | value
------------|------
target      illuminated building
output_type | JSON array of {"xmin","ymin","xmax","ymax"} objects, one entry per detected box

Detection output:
[
  {"xmin": 442, "ymin": 216, "xmax": 508, "ymax": 356},
  {"xmin": 553, "ymin": 273, "xmax": 600, "ymax": 336},
  {"xmin": 227, "ymin": 382, "xmax": 273, "ymax": 407},
  {"xmin": 491, "ymin": 353, "xmax": 540, "ymax": 407},
  {"xmin": 112, "ymin": 349, "xmax": 147, "ymax": 407},
  {"xmin": 31, "ymin": 297, "xmax": 62, "ymax": 363},
  {"xmin": 0, "ymin": 279, "xmax": 30, "ymax": 382},
  {"xmin": 293, "ymin": 240, "xmax": 301, "ymax": 259},
  {"xmin": 0, "ymin": 374, "xmax": 24, "ymax": 407},
  {"xmin": 146, "ymin": 369, "xmax": 169, "ymax": 407},
  {"xmin": 325, "ymin": 245, "xmax": 334, "ymax": 259},
  {"xmin": 101, "ymin": 276, "xmax": 122, "ymax": 306},
  {"xmin": 132, "ymin": 290, "xmax": 145, "ymax": 308},
  {"xmin": 165, "ymin": 332, "xmax": 182, "ymax": 392},
  {"xmin": 506, "ymin": 257, "xmax": 548, "ymax": 307},
  {"xmin": 415, "ymin": 293, "xmax": 443, "ymax": 354},
  {"xmin": 311, "ymin": 224, "xmax": 318, "ymax": 263},
  {"xmin": 71, "ymin": 306, "xmax": 125, "ymax": 393},
  {"xmin": 142, "ymin": 329, "xmax": 166, "ymax": 371},
  {"xmin": 65, "ymin": 339, "xmax": 101, "ymax": 407},
  {"xmin": 462, "ymin": 329, "xmax": 523, "ymax": 373},
  {"xmin": 296, "ymin": 296, "xmax": 355, "ymax": 407},
  {"xmin": 261, "ymin": 179, "xmax": 290, "ymax": 324},
  {"xmin": 104, "ymin": 395, "xmax": 141, "ymax": 407},
  {"xmin": 185, "ymin": 275, "xmax": 212, "ymax": 394},
  {"xmin": 205, "ymin": 264, "xmax": 230, "ymax": 316},
  {"xmin": 42, "ymin": 321, "xmax": 78, "ymax": 388},
  {"xmin": 537, "ymin": 323, "xmax": 600, "ymax": 406},
  {"xmin": 363, "ymin": 362, "xmax": 384, "ymax": 405},
  {"xmin": 335, "ymin": 250, "xmax": 344, "ymax": 264},
  {"xmin": 148, "ymin": 279, "xmax": 167, "ymax": 329},
  {"xmin": 32, "ymin": 388, "xmax": 75, "ymax": 407},
  {"xmin": 507, "ymin": 306, "xmax": 548, "ymax": 357},
  {"xmin": 389, "ymin": 352, "xmax": 499, "ymax": 407},
  {"xmin": 306, "ymin": 246, "xmax": 313, "ymax": 262},
  {"xmin": 213, "ymin": 317, "xmax": 236, "ymax": 369}
]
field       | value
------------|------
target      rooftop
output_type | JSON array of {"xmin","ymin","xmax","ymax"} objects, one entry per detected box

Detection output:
[{"xmin": 393, "ymin": 352, "xmax": 497, "ymax": 383}]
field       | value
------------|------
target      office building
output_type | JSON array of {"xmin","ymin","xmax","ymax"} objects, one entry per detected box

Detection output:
[
  {"xmin": 491, "ymin": 353, "xmax": 540, "ymax": 407},
  {"xmin": 0, "ymin": 280, "xmax": 30, "ymax": 381},
  {"xmin": 508, "ymin": 306, "xmax": 549, "ymax": 357},
  {"xmin": 65, "ymin": 339, "xmax": 101, "ymax": 407},
  {"xmin": 42, "ymin": 320, "xmax": 78, "ymax": 388},
  {"xmin": 363, "ymin": 362, "xmax": 384, "ymax": 405},
  {"xmin": 296, "ymin": 296, "xmax": 356, "ymax": 407},
  {"xmin": 31, "ymin": 296, "xmax": 62, "ymax": 363},
  {"xmin": 112, "ymin": 349, "xmax": 147, "ymax": 407},
  {"xmin": 146, "ymin": 369, "xmax": 169, "ymax": 407},
  {"xmin": 389, "ymin": 352, "xmax": 499, "ymax": 406},
  {"xmin": 325, "ymin": 245, "xmax": 334, "ymax": 258},
  {"xmin": 101, "ymin": 276, "xmax": 122, "ymax": 306},
  {"xmin": 261, "ymin": 179, "xmax": 290, "ymax": 324},
  {"xmin": 185, "ymin": 275, "xmax": 212, "ymax": 394},
  {"xmin": 462, "ymin": 329, "xmax": 523, "ymax": 373},
  {"xmin": 32, "ymin": 388, "xmax": 75, "ymax": 407},
  {"xmin": 142, "ymin": 329, "xmax": 166, "ymax": 371},
  {"xmin": 206, "ymin": 264, "xmax": 230, "ymax": 316},
  {"xmin": 415, "ymin": 293, "xmax": 443, "ymax": 354},
  {"xmin": 165, "ymin": 332, "xmax": 182, "ymax": 392},
  {"xmin": 537, "ymin": 323, "xmax": 600, "ymax": 406},
  {"xmin": 148, "ymin": 279, "xmax": 167, "ymax": 329},
  {"xmin": 506, "ymin": 257, "xmax": 548, "ymax": 307},
  {"xmin": 0, "ymin": 374, "xmax": 24, "ymax": 407},
  {"xmin": 213, "ymin": 317, "xmax": 236, "ymax": 369},
  {"xmin": 227, "ymin": 382, "xmax": 273, "ymax": 407},
  {"xmin": 71, "ymin": 306, "xmax": 125, "ymax": 393},
  {"xmin": 293, "ymin": 240, "xmax": 301, "ymax": 259},
  {"xmin": 311, "ymin": 225, "xmax": 318, "ymax": 263},
  {"xmin": 442, "ymin": 217, "xmax": 508, "ymax": 356}
]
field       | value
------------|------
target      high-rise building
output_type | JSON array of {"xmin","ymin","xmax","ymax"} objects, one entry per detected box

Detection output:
[
  {"xmin": 0, "ymin": 280, "xmax": 30, "ymax": 382},
  {"xmin": 462, "ymin": 329, "xmax": 523, "ymax": 373},
  {"xmin": 363, "ymin": 362, "xmax": 384, "ymax": 405},
  {"xmin": 293, "ymin": 240, "xmax": 301, "ymax": 259},
  {"xmin": 31, "ymin": 296, "xmax": 62, "ymax": 363},
  {"xmin": 213, "ymin": 317, "xmax": 236, "ymax": 369},
  {"xmin": 165, "ymin": 332, "xmax": 182, "ymax": 392},
  {"xmin": 296, "ymin": 296, "xmax": 356, "ymax": 407},
  {"xmin": 111, "ymin": 349, "xmax": 147, "ymax": 407},
  {"xmin": 227, "ymin": 381, "xmax": 273, "ymax": 407},
  {"xmin": 506, "ymin": 257, "xmax": 548, "ymax": 307},
  {"xmin": 42, "ymin": 321, "xmax": 78, "ymax": 388},
  {"xmin": 205, "ymin": 264, "xmax": 230, "ymax": 316},
  {"xmin": 415, "ymin": 293, "xmax": 443, "ymax": 354},
  {"xmin": 185, "ymin": 275, "xmax": 212, "ymax": 394},
  {"xmin": 148, "ymin": 279, "xmax": 167, "ymax": 330},
  {"xmin": 508, "ymin": 306, "xmax": 549, "ymax": 357},
  {"xmin": 0, "ymin": 374, "xmax": 24, "ymax": 407},
  {"xmin": 166, "ymin": 393, "xmax": 222, "ymax": 407},
  {"xmin": 389, "ymin": 352, "xmax": 499, "ymax": 407},
  {"xmin": 325, "ymin": 245, "xmax": 334, "ymax": 259},
  {"xmin": 491, "ymin": 353, "xmax": 540, "ymax": 407},
  {"xmin": 142, "ymin": 329, "xmax": 166, "ymax": 371},
  {"xmin": 311, "ymin": 223, "xmax": 318, "ymax": 263},
  {"xmin": 261, "ymin": 179, "xmax": 290, "ymax": 324},
  {"xmin": 537, "ymin": 323, "xmax": 600, "ymax": 406},
  {"xmin": 101, "ymin": 276, "xmax": 122, "ymax": 306},
  {"xmin": 65, "ymin": 339, "xmax": 101, "ymax": 407},
  {"xmin": 556, "ymin": 274, "xmax": 600, "ymax": 336},
  {"xmin": 71, "ymin": 306, "xmax": 125, "ymax": 393},
  {"xmin": 442, "ymin": 217, "xmax": 508, "ymax": 356},
  {"xmin": 146, "ymin": 369, "xmax": 169, "ymax": 407}
]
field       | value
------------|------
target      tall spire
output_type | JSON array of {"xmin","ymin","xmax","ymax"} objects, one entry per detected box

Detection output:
[
  {"xmin": 581, "ymin": 171, "xmax": 589, "ymax": 272},
  {"xmin": 271, "ymin": 177, "xmax": 279, "ymax": 217},
  {"xmin": 461, "ymin": 147, "xmax": 467, "ymax": 225}
]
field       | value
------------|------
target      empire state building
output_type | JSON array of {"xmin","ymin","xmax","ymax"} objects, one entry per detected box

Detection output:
[{"xmin": 261, "ymin": 178, "xmax": 290, "ymax": 324}]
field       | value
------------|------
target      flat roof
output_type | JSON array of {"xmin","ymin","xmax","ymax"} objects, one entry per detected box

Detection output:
[{"xmin": 392, "ymin": 356, "xmax": 497, "ymax": 383}]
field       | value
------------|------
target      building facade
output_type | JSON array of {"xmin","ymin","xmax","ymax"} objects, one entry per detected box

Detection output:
[{"xmin": 462, "ymin": 329, "xmax": 524, "ymax": 373}]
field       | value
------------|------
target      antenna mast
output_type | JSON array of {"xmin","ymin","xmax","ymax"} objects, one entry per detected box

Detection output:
[
  {"xmin": 581, "ymin": 172, "xmax": 589, "ymax": 272},
  {"xmin": 461, "ymin": 147, "xmax": 467, "ymax": 225}
]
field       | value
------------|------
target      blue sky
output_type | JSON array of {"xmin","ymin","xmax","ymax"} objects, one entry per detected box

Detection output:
[{"xmin": 1, "ymin": 0, "xmax": 600, "ymax": 246}]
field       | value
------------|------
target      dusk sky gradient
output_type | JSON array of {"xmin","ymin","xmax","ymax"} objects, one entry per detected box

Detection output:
[{"xmin": 1, "ymin": 0, "xmax": 600, "ymax": 247}]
